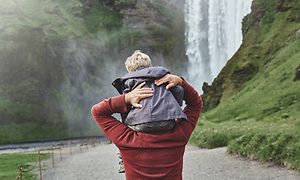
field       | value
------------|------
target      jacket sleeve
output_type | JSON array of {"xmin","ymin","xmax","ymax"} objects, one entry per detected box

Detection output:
[
  {"xmin": 177, "ymin": 79, "xmax": 202, "ymax": 139},
  {"xmin": 121, "ymin": 79, "xmax": 135, "ymax": 122},
  {"xmin": 91, "ymin": 95, "xmax": 133, "ymax": 145},
  {"xmin": 123, "ymin": 79, "xmax": 133, "ymax": 93},
  {"xmin": 169, "ymin": 85, "xmax": 184, "ymax": 106}
]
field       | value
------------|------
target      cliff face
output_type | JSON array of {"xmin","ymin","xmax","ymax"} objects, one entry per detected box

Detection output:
[
  {"xmin": 190, "ymin": 0, "xmax": 300, "ymax": 169},
  {"xmin": 116, "ymin": 0, "xmax": 187, "ymax": 73},
  {"xmin": 202, "ymin": 0, "xmax": 300, "ymax": 119},
  {"xmin": 0, "ymin": 0, "xmax": 187, "ymax": 144}
]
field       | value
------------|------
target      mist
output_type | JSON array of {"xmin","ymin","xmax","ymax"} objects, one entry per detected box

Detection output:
[{"xmin": 0, "ymin": 0, "xmax": 187, "ymax": 143}]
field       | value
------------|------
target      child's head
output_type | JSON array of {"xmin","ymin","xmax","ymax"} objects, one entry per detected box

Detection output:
[{"xmin": 125, "ymin": 50, "xmax": 152, "ymax": 72}]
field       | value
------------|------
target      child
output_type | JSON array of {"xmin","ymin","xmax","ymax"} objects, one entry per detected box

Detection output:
[{"xmin": 112, "ymin": 50, "xmax": 187, "ymax": 173}]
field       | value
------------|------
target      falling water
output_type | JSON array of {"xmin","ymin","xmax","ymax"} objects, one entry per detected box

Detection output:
[{"xmin": 185, "ymin": 0, "xmax": 252, "ymax": 92}]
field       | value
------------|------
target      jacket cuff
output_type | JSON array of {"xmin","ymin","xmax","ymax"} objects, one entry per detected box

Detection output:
[{"xmin": 110, "ymin": 95, "xmax": 129, "ymax": 113}]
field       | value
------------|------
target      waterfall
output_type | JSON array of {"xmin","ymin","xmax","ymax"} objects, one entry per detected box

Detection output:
[{"xmin": 185, "ymin": 0, "xmax": 252, "ymax": 92}]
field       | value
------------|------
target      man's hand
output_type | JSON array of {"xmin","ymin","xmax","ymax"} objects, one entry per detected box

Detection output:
[
  {"xmin": 154, "ymin": 74, "xmax": 182, "ymax": 89},
  {"xmin": 124, "ymin": 82, "xmax": 153, "ymax": 108}
]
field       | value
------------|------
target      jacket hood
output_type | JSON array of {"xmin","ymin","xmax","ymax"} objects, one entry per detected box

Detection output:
[{"xmin": 112, "ymin": 66, "xmax": 170, "ymax": 94}]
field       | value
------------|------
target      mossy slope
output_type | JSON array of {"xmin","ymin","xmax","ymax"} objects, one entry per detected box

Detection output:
[{"xmin": 192, "ymin": 0, "xmax": 300, "ymax": 169}]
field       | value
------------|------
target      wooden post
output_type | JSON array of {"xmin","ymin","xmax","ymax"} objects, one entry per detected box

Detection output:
[
  {"xmin": 38, "ymin": 150, "xmax": 42, "ymax": 180},
  {"xmin": 59, "ymin": 147, "xmax": 62, "ymax": 161},
  {"xmin": 212, "ymin": 128, "xmax": 215, "ymax": 148},
  {"xmin": 19, "ymin": 166, "xmax": 23, "ymax": 180},
  {"xmin": 70, "ymin": 143, "xmax": 72, "ymax": 155},
  {"xmin": 51, "ymin": 147, "xmax": 54, "ymax": 168}
]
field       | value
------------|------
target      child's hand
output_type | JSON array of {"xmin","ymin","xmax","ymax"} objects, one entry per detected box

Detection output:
[
  {"xmin": 124, "ymin": 82, "xmax": 153, "ymax": 108},
  {"xmin": 154, "ymin": 74, "xmax": 182, "ymax": 89}
]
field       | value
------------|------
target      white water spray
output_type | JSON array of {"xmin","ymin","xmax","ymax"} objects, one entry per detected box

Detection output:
[{"xmin": 185, "ymin": 0, "xmax": 252, "ymax": 92}]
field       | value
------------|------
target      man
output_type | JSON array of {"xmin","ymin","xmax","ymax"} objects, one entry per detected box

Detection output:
[{"xmin": 91, "ymin": 74, "xmax": 202, "ymax": 180}]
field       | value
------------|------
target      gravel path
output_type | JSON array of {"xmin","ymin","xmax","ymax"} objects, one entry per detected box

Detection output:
[{"xmin": 43, "ymin": 144, "xmax": 300, "ymax": 180}]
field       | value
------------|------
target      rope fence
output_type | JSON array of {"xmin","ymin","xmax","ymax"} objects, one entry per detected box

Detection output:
[{"xmin": 15, "ymin": 138, "xmax": 110, "ymax": 180}]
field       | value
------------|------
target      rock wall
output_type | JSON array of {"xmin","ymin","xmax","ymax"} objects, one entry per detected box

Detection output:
[{"xmin": 0, "ymin": 0, "xmax": 187, "ymax": 143}]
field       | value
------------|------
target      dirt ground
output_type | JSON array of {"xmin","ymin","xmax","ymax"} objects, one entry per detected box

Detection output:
[{"xmin": 43, "ymin": 144, "xmax": 300, "ymax": 180}]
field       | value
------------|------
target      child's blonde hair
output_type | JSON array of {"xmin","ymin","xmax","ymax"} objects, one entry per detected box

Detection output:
[{"xmin": 125, "ymin": 50, "xmax": 152, "ymax": 72}]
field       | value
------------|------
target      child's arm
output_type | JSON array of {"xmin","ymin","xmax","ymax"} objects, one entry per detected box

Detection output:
[{"xmin": 120, "ymin": 79, "xmax": 133, "ymax": 123}]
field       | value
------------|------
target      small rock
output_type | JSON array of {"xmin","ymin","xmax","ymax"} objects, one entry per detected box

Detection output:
[
  {"xmin": 281, "ymin": 113, "xmax": 289, "ymax": 119},
  {"xmin": 294, "ymin": 65, "xmax": 300, "ymax": 81},
  {"xmin": 296, "ymin": 29, "xmax": 300, "ymax": 38},
  {"xmin": 235, "ymin": 116, "xmax": 242, "ymax": 121},
  {"xmin": 279, "ymin": 106, "xmax": 284, "ymax": 110},
  {"xmin": 202, "ymin": 82, "xmax": 211, "ymax": 94},
  {"xmin": 276, "ymin": 0, "xmax": 292, "ymax": 12}
]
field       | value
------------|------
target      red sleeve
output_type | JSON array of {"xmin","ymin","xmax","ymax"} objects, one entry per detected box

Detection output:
[
  {"xmin": 177, "ymin": 79, "xmax": 202, "ymax": 139},
  {"xmin": 91, "ymin": 95, "xmax": 133, "ymax": 145}
]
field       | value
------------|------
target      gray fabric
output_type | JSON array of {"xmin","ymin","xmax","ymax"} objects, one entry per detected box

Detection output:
[
  {"xmin": 112, "ymin": 66, "xmax": 170, "ymax": 94},
  {"xmin": 128, "ymin": 120, "xmax": 176, "ymax": 132},
  {"xmin": 112, "ymin": 66, "xmax": 187, "ymax": 126}
]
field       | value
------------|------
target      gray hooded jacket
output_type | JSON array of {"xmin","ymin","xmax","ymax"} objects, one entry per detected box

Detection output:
[{"xmin": 112, "ymin": 66, "xmax": 187, "ymax": 126}]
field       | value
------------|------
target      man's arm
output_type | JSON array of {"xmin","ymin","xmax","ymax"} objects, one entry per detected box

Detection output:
[
  {"xmin": 91, "ymin": 82, "xmax": 153, "ymax": 145},
  {"xmin": 91, "ymin": 95, "xmax": 132, "ymax": 144},
  {"xmin": 179, "ymin": 80, "xmax": 202, "ymax": 139}
]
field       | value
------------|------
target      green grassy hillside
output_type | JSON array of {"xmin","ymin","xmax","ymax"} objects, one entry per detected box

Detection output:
[
  {"xmin": 0, "ymin": 152, "xmax": 49, "ymax": 180},
  {"xmin": 0, "ymin": 0, "xmax": 187, "ymax": 144},
  {"xmin": 191, "ymin": 0, "xmax": 300, "ymax": 169}
]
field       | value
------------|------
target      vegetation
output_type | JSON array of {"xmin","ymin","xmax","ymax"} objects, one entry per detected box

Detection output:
[
  {"xmin": 0, "ymin": 152, "xmax": 49, "ymax": 180},
  {"xmin": 114, "ymin": 0, "xmax": 137, "ymax": 8},
  {"xmin": 0, "ymin": 123, "xmax": 69, "ymax": 144},
  {"xmin": 82, "ymin": 4, "xmax": 122, "ymax": 33},
  {"xmin": 190, "ymin": 117, "xmax": 300, "ymax": 169},
  {"xmin": 0, "ymin": 0, "xmax": 187, "ymax": 144},
  {"xmin": 192, "ymin": 0, "xmax": 300, "ymax": 170}
]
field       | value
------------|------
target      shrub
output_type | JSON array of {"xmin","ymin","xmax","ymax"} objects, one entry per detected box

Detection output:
[{"xmin": 228, "ymin": 133, "xmax": 299, "ymax": 169}]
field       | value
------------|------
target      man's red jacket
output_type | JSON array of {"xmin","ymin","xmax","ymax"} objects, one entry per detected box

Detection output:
[{"xmin": 91, "ymin": 80, "xmax": 202, "ymax": 180}]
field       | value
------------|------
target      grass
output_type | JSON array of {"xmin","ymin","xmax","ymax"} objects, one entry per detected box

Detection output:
[
  {"xmin": 190, "ymin": 116, "xmax": 300, "ymax": 169},
  {"xmin": 0, "ymin": 123, "xmax": 68, "ymax": 145},
  {"xmin": 0, "ymin": 122, "xmax": 102, "ymax": 145},
  {"xmin": 0, "ymin": 152, "xmax": 49, "ymax": 180},
  {"xmin": 191, "ymin": 0, "xmax": 300, "ymax": 170},
  {"xmin": 205, "ymin": 38, "xmax": 300, "ymax": 123},
  {"xmin": 203, "ymin": 1, "xmax": 300, "ymax": 123},
  {"xmin": 228, "ymin": 133, "xmax": 300, "ymax": 169},
  {"xmin": 190, "ymin": 115, "xmax": 300, "ymax": 147}
]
